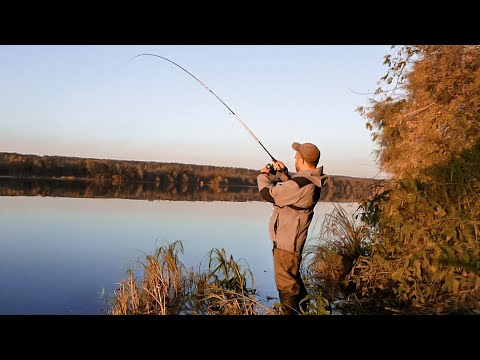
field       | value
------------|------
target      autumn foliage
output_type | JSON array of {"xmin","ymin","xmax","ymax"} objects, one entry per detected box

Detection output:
[{"xmin": 349, "ymin": 46, "xmax": 480, "ymax": 313}]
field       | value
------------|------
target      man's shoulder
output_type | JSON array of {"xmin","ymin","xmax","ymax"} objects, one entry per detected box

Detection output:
[
  {"xmin": 290, "ymin": 176, "xmax": 314, "ymax": 188},
  {"xmin": 291, "ymin": 168, "xmax": 326, "ymax": 188}
]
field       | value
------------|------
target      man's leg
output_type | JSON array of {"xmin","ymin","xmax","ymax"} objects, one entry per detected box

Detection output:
[
  {"xmin": 278, "ymin": 291, "xmax": 299, "ymax": 315},
  {"xmin": 273, "ymin": 246, "xmax": 307, "ymax": 315}
]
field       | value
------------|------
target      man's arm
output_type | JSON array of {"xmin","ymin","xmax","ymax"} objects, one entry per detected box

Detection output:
[
  {"xmin": 257, "ymin": 172, "xmax": 277, "ymax": 203},
  {"xmin": 257, "ymin": 161, "xmax": 298, "ymax": 205},
  {"xmin": 270, "ymin": 180, "xmax": 305, "ymax": 207}
]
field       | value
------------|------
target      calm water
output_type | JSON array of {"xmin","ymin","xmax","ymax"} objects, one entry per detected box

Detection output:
[{"xmin": 0, "ymin": 193, "xmax": 357, "ymax": 314}]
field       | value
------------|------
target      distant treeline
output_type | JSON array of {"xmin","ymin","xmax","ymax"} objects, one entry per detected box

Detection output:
[{"xmin": 0, "ymin": 152, "xmax": 384, "ymax": 202}]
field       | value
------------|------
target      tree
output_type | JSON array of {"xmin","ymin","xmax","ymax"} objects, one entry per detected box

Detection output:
[
  {"xmin": 359, "ymin": 45, "xmax": 480, "ymax": 180},
  {"xmin": 350, "ymin": 46, "xmax": 480, "ymax": 313}
]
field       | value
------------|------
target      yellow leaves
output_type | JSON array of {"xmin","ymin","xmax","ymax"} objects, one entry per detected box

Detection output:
[
  {"xmin": 391, "ymin": 269, "xmax": 402, "ymax": 281},
  {"xmin": 414, "ymin": 259, "xmax": 422, "ymax": 279},
  {"xmin": 452, "ymin": 279, "xmax": 460, "ymax": 295},
  {"xmin": 459, "ymin": 248, "xmax": 470, "ymax": 264},
  {"xmin": 445, "ymin": 226, "xmax": 457, "ymax": 243},
  {"xmin": 441, "ymin": 244, "xmax": 456, "ymax": 259},
  {"xmin": 434, "ymin": 205, "xmax": 447, "ymax": 218},
  {"xmin": 383, "ymin": 54, "xmax": 391, "ymax": 66},
  {"xmin": 359, "ymin": 46, "xmax": 480, "ymax": 179}
]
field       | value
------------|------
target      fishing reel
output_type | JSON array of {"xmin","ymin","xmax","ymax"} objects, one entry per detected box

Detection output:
[
  {"xmin": 265, "ymin": 161, "xmax": 288, "ymax": 175},
  {"xmin": 265, "ymin": 163, "xmax": 277, "ymax": 175}
]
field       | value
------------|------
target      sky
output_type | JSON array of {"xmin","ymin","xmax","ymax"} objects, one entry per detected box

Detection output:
[{"xmin": 0, "ymin": 45, "xmax": 392, "ymax": 179}]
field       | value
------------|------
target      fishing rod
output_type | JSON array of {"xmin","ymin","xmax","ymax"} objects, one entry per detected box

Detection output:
[{"xmin": 129, "ymin": 53, "xmax": 277, "ymax": 162}]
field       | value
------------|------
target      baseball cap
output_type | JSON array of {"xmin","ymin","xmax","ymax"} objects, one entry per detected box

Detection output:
[{"xmin": 292, "ymin": 142, "xmax": 320, "ymax": 163}]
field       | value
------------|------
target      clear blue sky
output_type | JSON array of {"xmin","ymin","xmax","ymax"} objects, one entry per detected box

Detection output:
[{"xmin": 0, "ymin": 45, "xmax": 391, "ymax": 178}]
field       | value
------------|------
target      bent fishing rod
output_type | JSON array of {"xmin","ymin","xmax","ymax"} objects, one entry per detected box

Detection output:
[{"xmin": 129, "ymin": 53, "xmax": 277, "ymax": 163}]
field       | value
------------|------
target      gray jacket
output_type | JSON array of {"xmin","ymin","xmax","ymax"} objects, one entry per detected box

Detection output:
[{"xmin": 257, "ymin": 167, "xmax": 327, "ymax": 253}]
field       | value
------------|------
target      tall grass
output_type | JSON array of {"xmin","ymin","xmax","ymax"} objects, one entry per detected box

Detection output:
[
  {"xmin": 109, "ymin": 240, "xmax": 197, "ymax": 315},
  {"xmin": 108, "ymin": 242, "xmax": 277, "ymax": 315},
  {"xmin": 192, "ymin": 248, "xmax": 274, "ymax": 315},
  {"xmin": 303, "ymin": 203, "xmax": 371, "ymax": 305}
]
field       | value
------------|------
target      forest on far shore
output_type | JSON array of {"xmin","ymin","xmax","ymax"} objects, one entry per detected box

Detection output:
[{"xmin": 0, "ymin": 152, "xmax": 383, "ymax": 202}]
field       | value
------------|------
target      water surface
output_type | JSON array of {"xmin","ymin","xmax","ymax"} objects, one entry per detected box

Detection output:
[{"xmin": 0, "ymin": 193, "xmax": 356, "ymax": 314}]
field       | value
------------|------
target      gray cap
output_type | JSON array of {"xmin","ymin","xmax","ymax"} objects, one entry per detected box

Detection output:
[{"xmin": 292, "ymin": 142, "xmax": 320, "ymax": 163}]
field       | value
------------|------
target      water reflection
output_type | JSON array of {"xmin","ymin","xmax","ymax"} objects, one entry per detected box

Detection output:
[{"xmin": 0, "ymin": 177, "xmax": 261, "ymax": 202}]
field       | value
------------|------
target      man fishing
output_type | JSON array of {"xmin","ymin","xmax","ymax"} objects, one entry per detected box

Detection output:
[
  {"xmin": 257, "ymin": 142, "xmax": 327, "ymax": 315},
  {"xmin": 131, "ymin": 54, "xmax": 328, "ymax": 314}
]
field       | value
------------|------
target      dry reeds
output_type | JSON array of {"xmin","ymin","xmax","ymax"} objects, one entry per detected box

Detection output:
[
  {"xmin": 304, "ymin": 203, "xmax": 371, "ymax": 302},
  {"xmin": 109, "ymin": 240, "xmax": 195, "ymax": 315},
  {"xmin": 108, "ymin": 242, "xmax": 276, "ymax": 315}
]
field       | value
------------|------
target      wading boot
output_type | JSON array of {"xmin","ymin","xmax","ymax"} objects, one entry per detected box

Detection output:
[{"xmin": 279, "ymin": 291, "xmax": 300, "ymax": 315}]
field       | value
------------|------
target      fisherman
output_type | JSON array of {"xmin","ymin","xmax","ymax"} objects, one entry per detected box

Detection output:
[{"xmin": 257, "ymin": 142, "xmax": 327, "ymax": 315}]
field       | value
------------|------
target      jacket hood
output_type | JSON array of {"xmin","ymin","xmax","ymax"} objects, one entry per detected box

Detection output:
[{"xmin": 293, "ymin": 166, "xmax": 327, "ymax": 187}]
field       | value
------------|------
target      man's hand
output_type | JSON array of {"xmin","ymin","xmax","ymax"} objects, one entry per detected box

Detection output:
[
  {"xmin": 260, "ymin": 163, "xmax": 278, "ymax": 175},
  {"xmin": 259, "ymin": 166, "xmax": 271, "ymax": 174},
  {"xmin": 273, "ymin": 160, "xmax": 286, "ymax": 171},
  {"xmin": 260, "ymin": 161, "xmax": 287, "ymax": 175}
]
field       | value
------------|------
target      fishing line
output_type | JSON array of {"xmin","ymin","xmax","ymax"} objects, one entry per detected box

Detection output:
[{"xmin": 129, "ymin": 53, "xmax": 276, "ymax": 162}]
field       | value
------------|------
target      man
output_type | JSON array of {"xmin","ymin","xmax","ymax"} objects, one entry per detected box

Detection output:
[{"xmin": 257, "ymin": 142, "xmax": 327, "ymax": 315}]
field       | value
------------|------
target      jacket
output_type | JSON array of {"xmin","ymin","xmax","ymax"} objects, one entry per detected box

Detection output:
[{"xmin": 257, "ymin": 166, "xmax": 328, "ymax": 253}]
